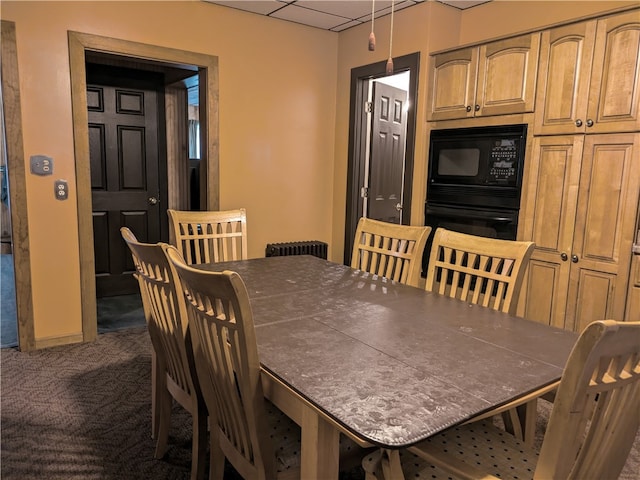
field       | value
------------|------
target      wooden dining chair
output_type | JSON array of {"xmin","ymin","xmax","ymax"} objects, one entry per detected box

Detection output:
[
  {"xmin": 424, "ymin": 227, "xmax": 537, "ymax": 442},
  {"xmin": 167, "ymin": 208, "xmax": 248, "ymax": 265},
  {"xmin": 166, "ymin": 245, "xmax": 366, "ymax": 480},
  {"xmin": 120, "ymin": 227, "xmax": 207, "ymax": 480},
  {"xmin": 351, "ymin": 217, "xmax": 431, "ymax": 288},
  {"xmin": 362, "ymin": 319, "xmax": 640, "ymax": 480},
  {"xmin": 425, "ymin": 227, "xmax": 535, "ymax": 315}
]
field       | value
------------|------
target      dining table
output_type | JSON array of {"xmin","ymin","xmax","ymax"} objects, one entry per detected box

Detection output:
[{"xmin": 198, "ymin": 254, "xmax": 579, "ymax": 480}]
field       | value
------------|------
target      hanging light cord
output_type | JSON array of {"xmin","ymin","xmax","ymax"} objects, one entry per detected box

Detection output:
[
  {"xmin": 389, "ymin": 0, "xmax": 394, "ymax": 58},
  {"xmin": 386, "ymin": 0, "xmax": 395, "ymax": 74},
  {"xmin": 369, "ymin": 0, "xmax": 376, "ymax": 51}
]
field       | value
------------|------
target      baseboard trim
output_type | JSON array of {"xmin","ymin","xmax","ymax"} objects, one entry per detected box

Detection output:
[{"xmin": 35, "ymin": 333, "xmax": 85, "ymax": 350}]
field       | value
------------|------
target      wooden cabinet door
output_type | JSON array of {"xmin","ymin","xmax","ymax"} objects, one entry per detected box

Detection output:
[
  {"xmin": 427, "ymin": 33, "xmax": 539, "ymax": 121},
  {"xmin": 565, "ymin": 133, "xmax": 640, "ymax": 332},
  {"xmin": 522, "ymin": 136, "xmax": 583, "ymax": 328},
  {"xmin": 477, "ymin": 33, "xmax": 540, "ymax": 117},
  {"xmin": 587, "ymin": 9, "xmax": 640, "ymax": 134},
  {"xmin": 534, "ymin": 21, "xmax": 597, "ymax": 135},
  {"xmin": 427, "ymin": 47, "xmax": 478, "ymax": 121}
]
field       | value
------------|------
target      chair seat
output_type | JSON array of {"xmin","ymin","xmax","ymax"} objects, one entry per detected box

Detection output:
[{"xmin": 363, "ymin": 419, "xmax": 539, "ymax": 480}]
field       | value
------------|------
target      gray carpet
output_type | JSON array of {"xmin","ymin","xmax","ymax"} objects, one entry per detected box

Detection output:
[
  {"xmin": 1, "ymin": 327, "xmax": 638, "ymax": 479},
  {"xmin": 0, "ymin": 326, "xmax": 367, "ymax": 479}
]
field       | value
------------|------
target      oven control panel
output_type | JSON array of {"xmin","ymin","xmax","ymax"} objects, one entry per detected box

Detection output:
[{"xmin": 488, "ymin": 139, "xmax": 518, "ymax": 182}]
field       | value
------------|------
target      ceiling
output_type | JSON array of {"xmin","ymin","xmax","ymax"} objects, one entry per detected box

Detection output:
[{"xmin": 203, "ymin": 0, "xmax": 491, "ymax": 32}]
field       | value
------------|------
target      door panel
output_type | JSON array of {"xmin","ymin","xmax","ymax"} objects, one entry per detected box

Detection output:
[
  {"xmin": 571, "ymin": 270, "xmax": 615, "ymax": 329},
  {"xmin": 534, "ymin": 20, "xmax": 596, "ymax": 134},
  {"xmin": 368, "ymin": 82, "xmax": 407, "ymax": 224},
  {"xmin": 522, "ymin": 135, "xmax": 583, "ymax": 327},
  {"xmin": 525, "ymin": 260, "xmax": 565, "ymax": 328},
  {"xmin": 87, "ymin": 64, "xmax": 165, "ymax": 297},
  {"xmin": 588, "ymin": 10, "xmax": 640, "ymax": 133},
  {"xmin": 427, "ymin": 47, "xmax": 477, "ymax": 120},
  {"xmin": 477, "ymin": 33, "xmax": 540, "ymax": 116},
  {"xmin": 566, "ymin": 133, "xmax": 640, "ymax": 332}
]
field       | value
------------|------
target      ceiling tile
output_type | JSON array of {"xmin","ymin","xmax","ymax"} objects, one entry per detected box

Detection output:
[{"xmin": 203, "ymin": 0, "xmax": 489, "ymax": 31}]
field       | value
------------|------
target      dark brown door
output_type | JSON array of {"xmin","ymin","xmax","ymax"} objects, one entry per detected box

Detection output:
[
  {"xmin": 87, "ymin": 64, "xmax": 167, "ymax": 297},
  {"xmin": 368, "ymin": 81, "xmax": 408, "ymax": 224}
]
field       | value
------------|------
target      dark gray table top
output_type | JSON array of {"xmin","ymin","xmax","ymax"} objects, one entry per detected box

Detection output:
[{"xmin": 199, "ymin": 255, "xmax": 579, "ymax": 447}]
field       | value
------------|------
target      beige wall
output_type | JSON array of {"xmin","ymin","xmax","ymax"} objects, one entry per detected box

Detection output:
[
  {"xmin": 2, "ymin": 0, "xmax": 636, "ymax": 346},
  {"xmin": 2, "ymin": 1, "xmax": 338, "ymax": 342}
]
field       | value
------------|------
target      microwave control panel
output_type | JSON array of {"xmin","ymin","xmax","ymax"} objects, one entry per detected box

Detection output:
[{"xmin": 488, "ymin": 139, "xmax": 518, "ymax": 182}]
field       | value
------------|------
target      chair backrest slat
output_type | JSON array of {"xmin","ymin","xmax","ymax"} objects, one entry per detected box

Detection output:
[
  {"xmin": 168, "ymin": 208, "xmax": 248, "ymax": 265},
  {"xmin": 166, "ymin": 246, "xmax": 277, "ymax": 479},
  {"xmin": 120, "ymin": 227, "xmax": 197, "ymax": 398},
  {"xmin": 535, "ymin": 320, "xmax": 640, "ymax": 479},
  {"xmin": 351, "ymin": 217, "xmax": 431, "ymax": 288},
  {"xmin": 425, "ymin": 228, "xmax": 535, "ymax": 315}
]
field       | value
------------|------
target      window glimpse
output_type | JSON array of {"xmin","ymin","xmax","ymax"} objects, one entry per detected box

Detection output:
[
  {"xmin": 187, "ymin": 81, "xmax": 200, "ymax": 159},
  {"xmin": 188, "ymin": 117, "xmax": 200, "ymax": 160}
]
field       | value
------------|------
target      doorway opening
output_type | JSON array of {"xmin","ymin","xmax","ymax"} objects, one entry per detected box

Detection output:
[
  {"xmin": 84, "ymin": 61, "xmax": 205, "ymax": 334},
  {"xmin": 344, "ymin": 52, "xmax": 420, "ymax": 265},
  {"xmin": 69, "ymin": 32, "xmax": 220, "ymax": 345}
]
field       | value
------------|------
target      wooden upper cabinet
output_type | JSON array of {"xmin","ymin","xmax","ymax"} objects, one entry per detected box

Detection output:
[
  {"xmin": 427, "ymin": 47, "xmax": 478, "ymax": 120},
  {"xmin": 427, "ymin": 33, "xmax": 540, "ymax": 121},
  {"xmin": 535, "ymin": 9, "xmax": 640, "ymax": 135}
]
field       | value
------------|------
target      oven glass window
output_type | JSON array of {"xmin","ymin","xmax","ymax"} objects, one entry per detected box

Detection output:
[{"xmin": 438, "ymin": 148, "xmax": 480, "ymax": 176}]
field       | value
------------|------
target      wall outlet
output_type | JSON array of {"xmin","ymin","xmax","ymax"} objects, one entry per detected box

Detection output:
[{"xmin": 54, "ymin": 180, "xmax": 68, "ymax": 200}]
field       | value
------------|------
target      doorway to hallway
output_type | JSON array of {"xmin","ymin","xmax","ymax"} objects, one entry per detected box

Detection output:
[{"xmin": 344, "ymin": 52, "xmax": 420, "ymax": 265}]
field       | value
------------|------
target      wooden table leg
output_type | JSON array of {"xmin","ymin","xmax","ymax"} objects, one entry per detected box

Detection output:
[{"xmin": 301, "ymin": 404, "xmax": 340, "ymax": 480}]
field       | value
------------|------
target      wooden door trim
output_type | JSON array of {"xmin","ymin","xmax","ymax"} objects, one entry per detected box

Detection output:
[
  {"xmin": 68, "ymin": 31, "xmax": 219, "ymax": 343},
  {"xmin": 1, "ymin": 20, "xmax": 36, "ymax": 351},
  {"xmin": 344, "ymin": 52, "xmax": 420, "ymax": 265}
]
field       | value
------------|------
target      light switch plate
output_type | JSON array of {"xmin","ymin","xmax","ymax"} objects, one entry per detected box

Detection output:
[{"xmin": 30, "ymin": 155, "xmax": 53, "ymax": 176}]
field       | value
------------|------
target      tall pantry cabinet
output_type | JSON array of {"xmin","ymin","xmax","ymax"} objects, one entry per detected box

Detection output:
[{"xmin": 521, "ymin": 9, "xmax": 640, "ymax": 332}]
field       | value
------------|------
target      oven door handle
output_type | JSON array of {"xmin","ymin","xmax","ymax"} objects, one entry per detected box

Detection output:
[{"xmin": 425, "ymin": 205, "xmax": 518, "ymax": 224}]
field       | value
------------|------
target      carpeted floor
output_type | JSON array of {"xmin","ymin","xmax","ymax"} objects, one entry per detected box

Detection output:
[
  {"xmin": 0, "ymin": 326, "xmax": 367, "ymax": 479},
  {"xmin": 1, "ymin": 327, "xmax": 639, "ymax": 479}
]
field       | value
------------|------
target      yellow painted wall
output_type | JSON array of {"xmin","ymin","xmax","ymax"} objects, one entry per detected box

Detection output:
[
  {"xmin": 2, "ymin": 0, "xmax": 636, "ymax": 346},
  {"xmin": 2, "ymin": 0, "xmax": 338, "ymax": 342}
]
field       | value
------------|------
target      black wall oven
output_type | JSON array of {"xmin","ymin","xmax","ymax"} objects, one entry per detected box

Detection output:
[{"xmin": 423, "ymin": 124, "xmax": 528, "ymax": 274}]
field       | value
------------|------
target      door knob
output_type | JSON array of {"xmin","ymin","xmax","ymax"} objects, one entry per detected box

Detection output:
[
  {"xmin": 571, "ymin": 254, "xmax": 579, "ymax": 263},
  {"xmin": 395, "ymin": 203, "xmax": 403, "ymax": 211},
  {"xmin": 148, "ymin": 196, "xmax": 158, "ymax": 205},
  {"xmin": 560, "ymin": 253, "xmax": 568, "ymax": 261}
]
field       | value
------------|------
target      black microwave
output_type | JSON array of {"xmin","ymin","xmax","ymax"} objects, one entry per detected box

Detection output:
[{"xmin": 426, "ymin": 124, "xmax": 527, "ymax": 210}]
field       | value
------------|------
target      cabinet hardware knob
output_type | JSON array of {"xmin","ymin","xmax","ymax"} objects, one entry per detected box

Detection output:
[
  {"xmin": 561, "ymin": 253, "xmax": 568, "ymax": 261},
  {"xmin": 575, "ymin": 119, "xmax": 583, "ymax": 127},
  {"xmin": 474, "ymin": 104, "xmax": 480, "ymax": 111},
  {"xmin": 466, "ymin": 105, "xmax": 472, "ymax": 112},
  {"xmin": 586, "ymin": 119, "xmax": 594, "ymax": 127},
  {"xmin": 571, "ymin": 254, "xmax": 579, "ymax": 263}
]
